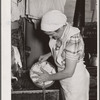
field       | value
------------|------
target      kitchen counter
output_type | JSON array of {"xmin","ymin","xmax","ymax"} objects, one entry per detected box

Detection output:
[{"xmin": 12, "ymin": 89, "xmax": 59, "ymax": 100}]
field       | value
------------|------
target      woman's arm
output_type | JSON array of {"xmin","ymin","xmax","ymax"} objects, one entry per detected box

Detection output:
[
  {"xmin": 48, "ymin": 58, "xmax": 77, "ymax": 81},
  {"xmin": 33, "ymin": 58, "xmax": 78, "ymax": 83},
  {"xmin": 39, "ymin": 52, "xmax": 52, "ymax": 62},
  {"xmin": 45, "ymin": 52, "xmax": 52, "ymax": 57}
]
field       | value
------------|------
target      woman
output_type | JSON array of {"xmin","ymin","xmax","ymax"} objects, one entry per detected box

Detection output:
[{"xmin": 33, "ymin": 10, "xmax": 90, "ymax": 100}]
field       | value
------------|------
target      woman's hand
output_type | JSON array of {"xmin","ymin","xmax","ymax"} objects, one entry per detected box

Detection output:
[
  {"xmin": 32, "ymin": 67, "xmax": 50, "ymax": 83},
  {"xmin": 39, "ymin": 55, "xmax": 48, "ymax": 63},
  {"xmin": 39, "ymin": 53, "xmax": 51, "ymax": 63}
]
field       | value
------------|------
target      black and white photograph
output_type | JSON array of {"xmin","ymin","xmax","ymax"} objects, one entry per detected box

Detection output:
[{"xmin": 1, "ymin": 0, "xmax": 99, "ymax": 100}]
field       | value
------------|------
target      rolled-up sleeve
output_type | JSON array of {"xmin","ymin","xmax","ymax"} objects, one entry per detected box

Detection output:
[{"xmin": 65, "ymin": 33, "xmax": 83, "ymax": 60}]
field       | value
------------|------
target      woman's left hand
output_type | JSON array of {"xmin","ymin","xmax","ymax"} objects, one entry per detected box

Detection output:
[{"xmin": 32, "ymin": 67, "xmax": 50, "ymax": 83}]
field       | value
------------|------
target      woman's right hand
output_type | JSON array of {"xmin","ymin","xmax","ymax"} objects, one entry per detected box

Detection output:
[
  {"xmin": 38, "ymin": 55, "xmax": 48, "ymax": 63},
  {"xmin": 38, "ymin": 53, "xmax": 51, "ymax": 63}
]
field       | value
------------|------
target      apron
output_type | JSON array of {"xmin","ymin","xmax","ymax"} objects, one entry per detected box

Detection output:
[{"xmin": 49, "ymin": 24, "xmax": 90, "ymax": 100}]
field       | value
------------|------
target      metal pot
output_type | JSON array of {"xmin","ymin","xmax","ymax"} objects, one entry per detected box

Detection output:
[
  {"xmin": 89, "ymin": 53, "xmax": 97, "ymax": 66},
  {"xmin": 30, "ymin": 61, "xmax": 56, "ymax": 88}
]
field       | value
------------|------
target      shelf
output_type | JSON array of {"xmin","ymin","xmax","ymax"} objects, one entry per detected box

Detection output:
[
  {"xmin": 12, "ymin": 89, "xmax": 59, "ymax": 94},
  {"xmin": 12, "ymin": 89, "xmax": 59, "ymax": 100}
]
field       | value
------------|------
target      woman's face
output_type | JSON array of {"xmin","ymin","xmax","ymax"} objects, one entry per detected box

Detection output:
[{"xmin": 44, "ymin": 28, "xmax": 63, "ymax": 40}]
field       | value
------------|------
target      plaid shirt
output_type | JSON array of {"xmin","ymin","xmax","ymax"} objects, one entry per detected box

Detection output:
[
  {"xmin": 55, "ymin": 33, "xmax": 84, "ymax": 61},
  {"xmin": 63, "ymin": 33, "xmax": 84, "ymax": 60}
]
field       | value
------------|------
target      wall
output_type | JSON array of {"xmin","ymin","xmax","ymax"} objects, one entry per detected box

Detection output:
[
  {"xmin": 64, "ymin": 0, "xmax": 97, "ymax": 23},
  {"xmin": 26, "ymin": 21, "xmax": 43, "ymax": 68},
  {"xmin": 26, "ymin": 21, "xmax": 50, "ymax": 68},
  {"xmin": 85, "ymin": 0, "xmax": 97, "ymax": 22},
  {"xmin": 64, "ymin": 0, "xmax": 76, "ymax": 23}
]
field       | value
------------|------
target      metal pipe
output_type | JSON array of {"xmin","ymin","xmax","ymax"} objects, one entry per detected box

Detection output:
[{"xmin": 73, "ymin": 0, "xmax": 85, "ymax": 30}]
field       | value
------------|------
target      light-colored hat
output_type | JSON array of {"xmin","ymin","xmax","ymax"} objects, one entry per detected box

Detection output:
[{"xmin": 41, "ymin": 10, "xmax": 67, "ymax": 32}]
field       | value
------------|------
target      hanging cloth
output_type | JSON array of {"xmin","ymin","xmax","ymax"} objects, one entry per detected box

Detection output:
[
  {"xmin": 26, "ymin": 0, "xmax": 66, "ymax": 29},
  {"xmin": 12, "ymin": 45, "xmax": 22, "ymax": 68},
  {"xmin": 11, "ymin": 0, "xmax": 25, "ymax": 22},
  {"xmin": 26, "ymin": 0, "xmax": 66, "ymax": 19}
]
